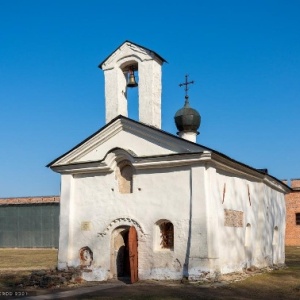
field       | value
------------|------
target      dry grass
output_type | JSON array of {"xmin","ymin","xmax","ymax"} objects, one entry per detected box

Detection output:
[
  {"xmin": 0, "ymin": 247, "xmax": 299, "ymax": 299},
  {"xmin": 75, "ymin": 247, "xmax": 300, "ymax": 300},
  {"xmin": 220, "ymin": 246, "xmax": 300, "ymax": 299},
  {"xmin": 0, "ymin": 248, "xmax": 57, "ymax": 269},
  {"xmin": 0, "ymin": 248, "xmax": 58, "ymax": 290}
]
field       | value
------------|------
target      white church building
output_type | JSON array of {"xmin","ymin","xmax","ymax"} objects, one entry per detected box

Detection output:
[{"xmin": 48, "ymin": 41, "xmax": 289, "ymax": 283}]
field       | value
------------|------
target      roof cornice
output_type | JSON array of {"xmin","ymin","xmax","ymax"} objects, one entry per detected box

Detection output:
[
  {"xmin": 50, "ymin": 149, "xmax": 290, "ymax": 193},
  {"xmin": 47, "ymin": 116, "xmax": 204, "ymax": 168},
  {"xmin": 210, "ymin": 152, "xmax": 290, "ymax": 193}
]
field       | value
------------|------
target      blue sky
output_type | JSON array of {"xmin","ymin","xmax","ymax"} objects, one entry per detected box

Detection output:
[{"xmin": 0, "ymin": 0, "xmax": 299, "ymax": 197}]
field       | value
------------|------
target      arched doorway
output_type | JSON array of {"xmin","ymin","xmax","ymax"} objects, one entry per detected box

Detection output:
[{"xmin": 111, "ymin": 225, "xmax": 138, "ymax": 283}]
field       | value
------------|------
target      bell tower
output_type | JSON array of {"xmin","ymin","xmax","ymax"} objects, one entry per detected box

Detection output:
[{"xmin": 99, "ymin": 41, "xmax": 166, "ymax": 128}]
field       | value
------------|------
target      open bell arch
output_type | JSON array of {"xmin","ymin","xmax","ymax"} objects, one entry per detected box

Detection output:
[{"xmin": 99, "ymin": 41, "xmax": 166, "ymax": 128}]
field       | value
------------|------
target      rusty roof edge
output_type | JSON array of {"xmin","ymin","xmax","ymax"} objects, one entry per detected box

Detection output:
[{"xmin": 0, "ymin": 196, "xmax": 60, "ymax": 205}]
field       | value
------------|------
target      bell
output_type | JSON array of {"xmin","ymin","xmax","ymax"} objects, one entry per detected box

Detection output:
[{"xmin": 127, "ymin": 69, "xmax": 138, "ymax": 88}]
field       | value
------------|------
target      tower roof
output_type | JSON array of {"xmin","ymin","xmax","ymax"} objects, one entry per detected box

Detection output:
[
  {"xmin": 174, "ymin": 75, "xmax": 201, "ymax": 134},
  {"xmin": 98, "ymin": 40, "xmax": 167, "ymax": 69},
  {"xmin": 174, "ymin": 97, "xmax": 201, "ymax": 133}
]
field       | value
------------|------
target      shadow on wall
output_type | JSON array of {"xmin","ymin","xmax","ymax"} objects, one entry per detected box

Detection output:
[
  {"xmin": 183, "ymin": 169, "xmax": 192, "ymax": 279},
  {"xmin": 216, "ymin": 170, "xmax": 285, "ymax": 272}
]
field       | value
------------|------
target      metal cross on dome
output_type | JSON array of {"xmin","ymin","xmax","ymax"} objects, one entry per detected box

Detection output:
[{"xmin": 179, "ymin": 74, "xmax": 194, "ymax": 100}]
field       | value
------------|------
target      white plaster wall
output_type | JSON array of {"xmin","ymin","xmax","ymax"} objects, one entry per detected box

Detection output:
[
  {"xmin": 178, "ymin": 131, "xmax": 197, "ymax": 143},
  {"xmin": 78, "ymin": 131, "xmax": 177, "ymax": 163},
  {"xmin": 57, "ymin": 161, "xmax": 286, "ymax": 280},
  {"xmin": 104, "ymin": 68, "xmax": 128, "ymax": 123},
  {"xmin": 184, "ymin": 165, "xmax": 216, "ymax": 280},
  {"xmin": 57, "ymin": 174, "xmax": 74, "ymax": 270},
  {"xmin": 138, "ymin": 60, "xmax": 162, "ymax": 128},
  {"xmin": 60, "ymin": 166, "xmax": 200, "ymax": 280},
  {"xmin": 212, "ymin": 169, "xmax": 286, "ymax": 274}
]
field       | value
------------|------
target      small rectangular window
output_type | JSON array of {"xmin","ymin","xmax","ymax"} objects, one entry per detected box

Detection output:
[
  {"xmin": 160, "ymin": 222, "xmax": 174, "ymax": 249},
  {"xmin": 296, "ymin": 213, "xmax": 300, "ymax": 225}
]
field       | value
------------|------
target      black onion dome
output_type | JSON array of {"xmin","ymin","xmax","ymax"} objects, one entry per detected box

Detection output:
[{"xmin": 174, "ymin": 97, "xmax": 201, "ymax": 133}]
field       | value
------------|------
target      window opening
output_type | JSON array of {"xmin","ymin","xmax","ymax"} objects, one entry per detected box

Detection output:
[
  {"xmin": 159, "ymin": 222, "xmax": 174, "ymax": 249},
  {"xmin": 117, "ymin": 162, "xmax": 134, "ymax": 194},
  {"xmin": 296, "ymin": 213, "xmax": 300, "ymax": 225},
  {"xmin": 127, "ymin": 81, "xmax": 139, "ymax": 121},
  {"xmin": 122, "ymin": 62, "xmax": 139, "ymax": 122}
]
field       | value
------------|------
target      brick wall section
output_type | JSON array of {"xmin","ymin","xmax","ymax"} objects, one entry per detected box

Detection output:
[
  {"xmin": 285, "ymin": 179, "xmax": 300, "ymax": 246},
  {"xmin": 0, "ymin": 196, "xmax": 60, "ymax": 205},
  {"xmin": 291, "ymin": 179, "xmax": 300, "ymax": 190}
]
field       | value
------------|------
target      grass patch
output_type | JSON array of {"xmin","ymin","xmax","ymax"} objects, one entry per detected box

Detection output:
[
  {"xmin": 0, "ymin": 248, "xmax": 57, "ymax": 269},
  {"xmin": 0, "ymin": 249, "xmax": 58, "ymax": 290},
  {"xmin": 0, "ymin": 247, "xmax": 299, "ymax": 299},
  {"xmin": 224, "ymin": 246, "xmax": 300, "ymax": 299}
]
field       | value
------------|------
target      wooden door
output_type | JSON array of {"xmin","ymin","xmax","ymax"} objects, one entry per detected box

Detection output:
[{"xmin": 128, "ymin": 226, "xmax": 138, "ymax": 283}]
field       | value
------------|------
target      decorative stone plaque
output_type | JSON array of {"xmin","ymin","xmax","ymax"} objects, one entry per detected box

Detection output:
[
  {"xmin": 224, "ymin": 209, "xmax": 243, "ymax": 227},
  {"xmin": 81, "ymin": 221, "xmax": 92, "ymax": 231}
]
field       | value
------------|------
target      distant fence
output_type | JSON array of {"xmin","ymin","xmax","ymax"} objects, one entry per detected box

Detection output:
[{"xmin": 0, "ymin": 197, "xmax": 59, "ymax": 248}]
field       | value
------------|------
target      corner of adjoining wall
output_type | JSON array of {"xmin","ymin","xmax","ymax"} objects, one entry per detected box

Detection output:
[
  {"xmin": 283, "ymin": 178, "xmax": 300, "ymax": 191},
  {"xmin": 291, "ymin": 178, "xmax": 300, "ymax": 191}
]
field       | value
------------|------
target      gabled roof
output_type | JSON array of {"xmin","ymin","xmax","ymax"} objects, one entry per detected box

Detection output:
[
  {"xmin": 46, "ymin": 115, "xmax": 207, "ymax": 167},
  {"xmin": 46, "ymin": 115, "xmax": 291, "ymax": 193},
  {"xmin": 98, "ymin": 40, "xmax": 167, "ymax": 69}
]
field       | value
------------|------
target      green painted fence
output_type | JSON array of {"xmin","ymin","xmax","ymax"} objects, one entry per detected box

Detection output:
[{"xmin": 0, "ymin": 204, "xmax": 59, "ymax": 248}]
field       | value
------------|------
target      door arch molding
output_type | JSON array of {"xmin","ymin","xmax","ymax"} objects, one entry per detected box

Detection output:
[{"xmin": 98, "ymin": 217, "xmax": 145, "ymax": 237}]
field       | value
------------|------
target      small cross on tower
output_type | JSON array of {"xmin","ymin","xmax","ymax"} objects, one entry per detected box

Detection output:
[
  {"xmin": 179, "ymin": 74, "xmax": 194, "ymax": 103},
  {"xmin": 175, "ymin": 74, "xmax": 200, "ymax": 142}
]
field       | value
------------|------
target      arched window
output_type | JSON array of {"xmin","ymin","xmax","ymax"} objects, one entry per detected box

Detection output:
[
  {"xmin": 116, "ymin": 161, "xmax": 134, "ymax": 194},
  {"xmin": 155, "ymin": 220, "xmax": 174, "ymax": 250}
]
